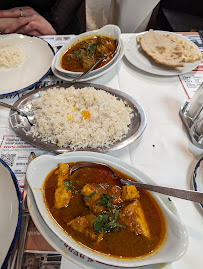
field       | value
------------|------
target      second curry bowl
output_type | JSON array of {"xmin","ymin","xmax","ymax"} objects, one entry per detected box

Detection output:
[
  {"xmin": 54, "ymin": 24, "xmax": 121, "ymax": 77},
  {"xmin": 26, "ymin": 152, "xmax": 188, "ymax": 268}
]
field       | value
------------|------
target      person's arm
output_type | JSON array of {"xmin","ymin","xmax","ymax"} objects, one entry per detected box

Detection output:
[{"xmin": 0, "ymin": 0, "xmax": 85, "ymax": 35}]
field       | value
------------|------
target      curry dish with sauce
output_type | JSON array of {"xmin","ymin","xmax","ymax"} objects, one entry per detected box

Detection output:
[
  {"xmin": 60, "ymin": 35, "xmax": 117, "ymax": 72},
  {"xmin": 43, "ymin": 163, "xmax": 166, "ymax": 258}
]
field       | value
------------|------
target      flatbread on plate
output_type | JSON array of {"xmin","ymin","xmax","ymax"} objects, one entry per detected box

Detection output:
[{"xmin": 137, "ymin": 29, "xmax": 202, "ymax": 67}]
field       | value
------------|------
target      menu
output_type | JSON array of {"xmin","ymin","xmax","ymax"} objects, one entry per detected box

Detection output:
[{"xmin": 178, "ymin": 34, "xmax": 203, "ymax": 98}]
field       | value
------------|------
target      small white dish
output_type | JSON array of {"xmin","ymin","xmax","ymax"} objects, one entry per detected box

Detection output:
[
  {"xmin": 0, "ymin": 34, "xmax": 54, "ymax": 96},
  {"xmin": 0, "ymin": 159, "xmax": 22, "ymax": 269},
  {"xmin": 54, "ymin": 24, "xmax": 121, "ymax": 77},
  {"xmin": 124, "ymin": 31, "xmax": 201, "ymax": 76},
  {"xmin": 192, "ymin": 156, "xmax": 203, "ymax": 209},
  {"xmin": 27, "ymin": 152, "xmax": 188, "ymax": 268},
  {"xmin": 51, "ymin": 39, "xmax": 124, "ymax": 82}
]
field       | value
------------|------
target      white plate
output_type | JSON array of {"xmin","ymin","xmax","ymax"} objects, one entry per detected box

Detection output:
[
  {"xmin": 27, "ymin": 151, "xmax": 188, "ymax": 268},
  {"xmin": 51, "ymin": 39, "xmax": 124, "ymax": 82},
  {"xmin": 0, "ymin": 159, "xmax": 22, "ymax": 269},
  {"xmin": 0, "ymin": 34, "xmax": 54, "ymax": 96},
  {"xmin": 192, "ymin": 156, "xmax": 203, "ymax": 209},
  {"xmin": 124, "ymin": 31, "xmax": 202, "ymax": 76}
]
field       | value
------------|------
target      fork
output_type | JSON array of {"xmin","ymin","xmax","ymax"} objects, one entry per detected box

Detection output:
[{"xmin": 0, "ymin": 101, "xmax": 34, "ymax": 126}]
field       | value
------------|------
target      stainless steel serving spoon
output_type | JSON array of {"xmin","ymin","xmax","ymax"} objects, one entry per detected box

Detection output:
[
  {"xmin": 72, "ymin": 40, "xmax": 120, "ymax": 83},
  {"xmin": 0, "ymin": 101, "xmax": 34, "ymax": 125},
  {"xmin": 70, "ymin": 162, "xmax": 203, "ymax": 203}
]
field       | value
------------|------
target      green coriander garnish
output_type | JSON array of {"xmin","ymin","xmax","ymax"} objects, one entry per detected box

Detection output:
[
  {"xmin": 86, "ymin": 44, "xmax": 96, "ymax": 55},
  {"xmin": 96, "ymin": 193, "xmax": 114, "ymax": 208},
  {"xmin": 93, "ymin": 209, "xmax": 125, "ymax": 234},
  {"xmin": 64, "ymin": 179, "xmax": 74, "ymax": 191}
]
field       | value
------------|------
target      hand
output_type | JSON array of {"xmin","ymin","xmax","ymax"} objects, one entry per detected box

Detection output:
[
  {"xmin": 16, "ymin": 28, "xmax": 42, "ymax": 36},
  {"xmin": 0, "ymin": 6, "xmax": 56, "ymax": 36},
  {"xmin": 0, "ymin": 18, "xmax": 16, "ymax": 33}
]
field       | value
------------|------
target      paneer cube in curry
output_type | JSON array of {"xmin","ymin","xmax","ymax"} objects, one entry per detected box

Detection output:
[
  {"xmin": 68, "ymin": 214, "xmax": 96, "ymax": 240},
  {"xmin": 54, "ymin": 163, "xmax": 72, "ymax": 209},
  {"xmin": 119, "ymin": 200, "xmax": 150, "ymax": 238}
]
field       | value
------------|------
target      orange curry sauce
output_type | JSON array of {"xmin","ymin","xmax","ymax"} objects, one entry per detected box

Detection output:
[
  {"xmin": 60, "ymin": 35, "xmax": 117, "ymax": 72},
  {"xmin": 43, "ymin": 163, "xmax": 166, "ymax": 258}
]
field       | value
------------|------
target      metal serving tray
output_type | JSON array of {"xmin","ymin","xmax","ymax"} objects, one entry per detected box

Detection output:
[{"xmin": 9, "ymin": 82, "xmax": 147, "ymax": 154}]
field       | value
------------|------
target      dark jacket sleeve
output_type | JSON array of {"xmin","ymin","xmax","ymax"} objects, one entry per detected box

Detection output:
[{"xmin": 43, "ymin": 0, "xmax": 86, "ymax": 35}]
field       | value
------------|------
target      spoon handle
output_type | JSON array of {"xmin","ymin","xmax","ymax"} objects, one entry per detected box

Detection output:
[
  {"xmin": 120, "ymin": 179, "xmax": 203, "ymax": 203},
  {"xmin": 72, "ymin": 58, "xmax": 104, "ymax": 83},
  {"xmin": 72, "ymin": 41, "xmax": 120, "ymax": 83},
  {"xmin": 0, "ymin": 101, "xmax": 23, "ymax": 114}
]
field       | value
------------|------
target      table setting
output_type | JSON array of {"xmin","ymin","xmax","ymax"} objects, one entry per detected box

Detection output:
[{"xmin": 0, "ymin": 25, "xmax": 202, "ymax": 269}]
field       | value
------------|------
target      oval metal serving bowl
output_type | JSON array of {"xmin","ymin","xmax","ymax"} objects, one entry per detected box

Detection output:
[
  {"xmin": 26, "ymin": 152, "xmax": 188, "ymax": 268},
  {"xmin": 54, "ymin": 24, "xmax": 121, "ymax": 77},
  {"xmin": 9, "ymin": 82, "xmax": 147, "ymax": 154}
]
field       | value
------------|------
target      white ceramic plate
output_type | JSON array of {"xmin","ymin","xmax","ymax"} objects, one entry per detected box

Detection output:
[
  {"xmin": 0, "ymin": 159, "xmax": 22, "ymax": 269},
  {"xmin": 54, "ymin": 24, "xmax": 121, "ymax": 77},
  {"xmin": 0, "ymin": 34, "xmax": 54, "ymax": 96},
  {"xmin": 192, "ymin": 156, "xmax": 203, "ymax": 209},
  {"xmin": 27, "ymin": 152, "xmax": 188, "ymax": 268},
  {"xmin": 124, "ymin": 31, "xmax": 202, "ymax": 76},
  {"xmin": 51, "ymin": 39, "xmax": 124, "ymax": 82}
]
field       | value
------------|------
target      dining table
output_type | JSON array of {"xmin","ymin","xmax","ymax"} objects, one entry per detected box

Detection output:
[{"xmin": 0, "ymin": 31, "xmax": 202, "ymax": 269}]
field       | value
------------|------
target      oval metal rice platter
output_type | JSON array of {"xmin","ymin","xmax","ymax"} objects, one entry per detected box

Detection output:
[{"xmin": 9, "ymin": 82, "xmax": 147, "ymax": 153}]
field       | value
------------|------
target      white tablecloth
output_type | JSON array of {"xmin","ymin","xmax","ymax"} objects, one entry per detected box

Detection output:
[
  {"xmin": 61, "ymin": 34, "xmax": 203, "ymax": 269},
  {"xmin": 1, "ymin": 34, "xmax": 202, "ymax": 269}
]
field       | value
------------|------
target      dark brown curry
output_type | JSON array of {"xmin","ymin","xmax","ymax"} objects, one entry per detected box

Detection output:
[
  {"xmin": 60, "ymin": 35, "xmax": 117, "ymax": 72},
  {"xmin": 43, "ymin": 162, "xmax": 166, "ymax": 258}
]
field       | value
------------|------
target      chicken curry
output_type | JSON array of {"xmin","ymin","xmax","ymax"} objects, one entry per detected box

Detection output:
[
  {"xmin": 43, "ymin": 163, "xmax": 166, "ymax": 258},
  {"xmin": 60, "ymin": 35, "xmax": 117, "ymax": 72}
]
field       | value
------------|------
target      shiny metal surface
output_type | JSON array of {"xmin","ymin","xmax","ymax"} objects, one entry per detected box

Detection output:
[
  {"xmin": 15, "ymin": 152, "xmax": 36, "ymax": 269},
  {"xmin": 70, "ymin": 162, "xmax": 114, "ymax": 175},
  {"xmin": 120, "ymin": 179, "xmax": 203, "ymax": 203},
  {"xmin": 9, "ymin": 82, "xmax": 147, "ymax": 153},
  {"xmin": 179, "ymin": 83, "xmax": 203, "ymax": 149},
  {"xmin": 0, "ymin": 101, "xmax": 34, "ymax": 125},
  {"xmin": 70, "ymin": 161, "xmax": 203, "ymax": 203},
  {"xmin": 71, "ymin": 58, "xmax": 105, "ymax": 83}
]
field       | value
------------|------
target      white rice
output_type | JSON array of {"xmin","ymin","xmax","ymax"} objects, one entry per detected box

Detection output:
[
  {"xmin": 0, "ymin": 44, "xmax": 25, "ymax": 68},
  {"xmin": 28, "ymin": 86, "xmax": 134, "ymax": 149}
]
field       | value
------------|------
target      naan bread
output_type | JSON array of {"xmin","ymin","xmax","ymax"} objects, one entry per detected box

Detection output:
[{"xmin": 137, "ymin": 29, "xmax": 202, "ymax": 67}]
